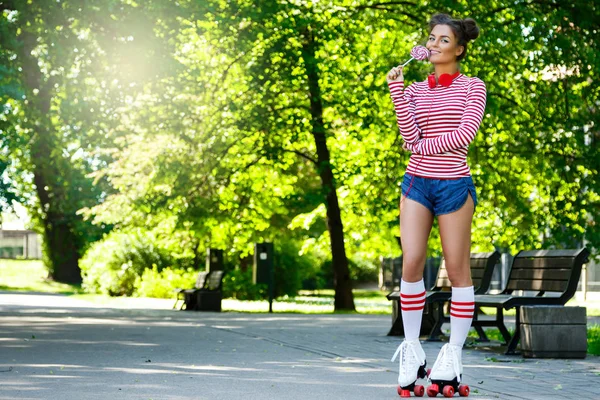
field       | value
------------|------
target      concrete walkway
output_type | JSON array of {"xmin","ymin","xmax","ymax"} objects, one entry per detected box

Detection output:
[{"xmin": 0, "ymin": 292, "xmax": 598, "ymax": 400}]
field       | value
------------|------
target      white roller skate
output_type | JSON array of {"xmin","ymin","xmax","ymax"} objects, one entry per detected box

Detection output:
[
  {"xmin": 391, "ymin": 339, "xmax": 427, "ymax": 397},
  {"xmin": 426, "ymin": 343, "xmax": 470, "ymax": 397}
]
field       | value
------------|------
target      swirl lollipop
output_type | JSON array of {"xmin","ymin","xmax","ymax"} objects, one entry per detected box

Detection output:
[{"xmin": 401, "ymin": 45, "xmax": 431, "ymax": 67}]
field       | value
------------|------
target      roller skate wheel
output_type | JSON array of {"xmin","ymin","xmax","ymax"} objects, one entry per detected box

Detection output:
[
  {"xmin": 426, "ymin": 383, "xmax": 439, "ymax": 397},
  {"xmin": 398, "ymin": 387, "xmax": 411, "ymax": 397},
  {"xmin": 414, "ymin": 385, "xmax": 425, "ymax": 397},
  {"xmin": 458, "ymin": 385, "xmax": 470, "ymax": 397},
  {"xmin": 442, "ymin": 385, "xmax": 455, "ymax": 398}
]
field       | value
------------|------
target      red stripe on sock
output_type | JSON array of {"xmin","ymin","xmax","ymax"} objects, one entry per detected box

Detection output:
[
  {"xmin": 451, "ymin": 306, "xmax": 474, "ymax": 312},
  {"xmin": 401, "ymin": 291, "xmax": 426, "ymax": 299},
  {"xmin": 450, "ymin": 312, "xmax": 474, "ymax": 318},
  {"xmin": 402, "ymin": 299, "xmax": 426, "ymax": 305},
  {"xmin": 450, "ymin": 301, "xmax": 475, "ymax": 306},
  {"xmin": 451, "ymin": 310, "xmax": 474, "ymax": 316},
  {"xmin": 402, "ymin": 306, "xmax": 425, "ymax": 311}
]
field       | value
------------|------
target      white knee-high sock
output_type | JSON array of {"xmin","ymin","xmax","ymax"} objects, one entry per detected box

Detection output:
[
  {"xmin": 449, "ymin": 286, "xmax": 475, "ymax": 347},
  {"xmin": 400, "ymin": 279, "xmax": 426, "ymax": 341}
]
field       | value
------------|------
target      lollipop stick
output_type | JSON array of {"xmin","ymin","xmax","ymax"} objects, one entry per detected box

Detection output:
[{"xmin": 401, "ymin": 57, "xmax": 415, "ymax": 67}]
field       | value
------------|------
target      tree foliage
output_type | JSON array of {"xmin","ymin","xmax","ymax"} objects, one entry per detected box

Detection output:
[{"xmin": 1, "ymin": 0, "xmax": 598, "ymax": 296}]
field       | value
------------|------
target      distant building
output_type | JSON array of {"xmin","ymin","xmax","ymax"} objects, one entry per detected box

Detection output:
[{"xmin": 0, "ymin": 229, "xmax": 43, "ymax": 259}]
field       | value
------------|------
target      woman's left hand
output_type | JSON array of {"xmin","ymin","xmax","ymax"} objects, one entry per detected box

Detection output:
[{"xmin": 403, "ymin": 142, "xmax": 420, "ymax": 154}]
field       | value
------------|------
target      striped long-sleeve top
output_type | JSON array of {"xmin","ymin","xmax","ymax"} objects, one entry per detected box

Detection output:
[{"xmin": 388, "ymin": 74, "xmax": 487, "ymax": 178}]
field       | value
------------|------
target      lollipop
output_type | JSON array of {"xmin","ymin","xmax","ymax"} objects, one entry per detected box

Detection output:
[{"xmin": 401, "ymin": 45, "xmax": 431, "ymax": 67}]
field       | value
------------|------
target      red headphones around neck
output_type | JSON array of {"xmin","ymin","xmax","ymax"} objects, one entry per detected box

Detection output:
[{"xmin": 428, "ymin": 71, "xmax": 460, "ymax": 89}]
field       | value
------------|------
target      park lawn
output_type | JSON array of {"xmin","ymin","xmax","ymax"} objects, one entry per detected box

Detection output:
[
  {"xmin": 0, "ymin": 259, "xmax": 83, "ymax": 294},
  {"xmin": 0, "ymin": 259, "xmax": 391, "ymax": 313},
  {"xmin": 588, "ymin": 325, "xmax": 600, "ymax": 356}
]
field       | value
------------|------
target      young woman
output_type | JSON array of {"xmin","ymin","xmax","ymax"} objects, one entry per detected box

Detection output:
[{"xmin": 386, "ymin": 13, "xmax": 485, "ymax": 397}]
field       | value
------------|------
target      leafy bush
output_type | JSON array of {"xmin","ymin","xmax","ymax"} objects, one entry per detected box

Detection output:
[
  {"xmin": 589, "ymin": 324, "xmax": 600, "ymax": 356},
  {"xmin": 302, "ymin": 255, "xmax": 379, "ymax": 290},
  {"xmin": 134, "ymin": 266, "xmax": 198, "ymax": 298},
  {"xmin": 273, "ymin": 239, "xmax": 319, "ymax": 297},
  {"xmin": 303, "ymin": 260, "xmax": 334, "ymax": 290},
  {"xmin": 220, "ymin": 239, "xmax": 319, "ymax": 299},
  {"xmin": 80, "ymin": 230, "xmax": 173, "ymax": 296},
  {"xmin": 222, "ymin": 268, "xmax": 266, "ymax": 300},
  {"xmin": 348, "ymin": 256, "xmax": 379, "ymax": 283}
]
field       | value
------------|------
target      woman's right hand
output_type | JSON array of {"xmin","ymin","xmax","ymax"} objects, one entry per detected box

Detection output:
[{"xmin": 386, "ymin": 65, "xmax": 404, "ymax": 83}]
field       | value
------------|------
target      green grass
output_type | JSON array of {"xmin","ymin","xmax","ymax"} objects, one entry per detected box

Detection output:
[
  {"xmin": 0, "ymin": 259, "xmax": 391, "ymax": 313},
  {"xmin": 221, "ymin": 290, "xmax": 391, "ymax": 314},
  {"xmin": 467, "ymin": 327, "xmax": 515, "ymax": 342},
  {"xmin": 0, "ymin": 259, "xmax": 83, "ymax": 294},
  {"xmin": 588, "ymin": 325, "xmax": 600, "ymax": 356}
]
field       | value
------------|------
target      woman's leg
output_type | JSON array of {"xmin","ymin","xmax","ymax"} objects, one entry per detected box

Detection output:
[
  {"xmin": 399, "ymin": 196, "xmax": 434, "ymax": 340},
  {"xmin": 427, "ymin": 195, "xmax": 475, "ymax": 389},
  {"xmin": 394, "ymin": 196, "xmax": 434, "ymax": 391},
  {"xmin": 438, "ymin": 194, "xmax": 475, "ymax": 347}
]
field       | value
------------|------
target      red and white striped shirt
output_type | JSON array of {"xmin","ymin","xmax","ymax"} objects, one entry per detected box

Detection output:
[{"xmin": 388, "ymin": 74, "xmax": 487, "ymax": 178}]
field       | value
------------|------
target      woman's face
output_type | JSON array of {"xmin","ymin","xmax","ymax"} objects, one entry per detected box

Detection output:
[{"xmin": 426, "ymin": 24, "xmax": 464, "ymax": 64}]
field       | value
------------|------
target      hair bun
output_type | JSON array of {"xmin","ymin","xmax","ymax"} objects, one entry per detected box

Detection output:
[{"xmin": 461, "ymin": 18, "xmax": 480, "ymax": 41}]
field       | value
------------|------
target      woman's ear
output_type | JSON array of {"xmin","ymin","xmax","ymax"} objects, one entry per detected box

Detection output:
[{"xmin": 455, "ymin": 45, "xmax": 465, "ymax": 58}]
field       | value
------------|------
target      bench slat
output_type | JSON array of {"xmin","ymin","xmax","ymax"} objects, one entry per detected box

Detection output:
[
  {"xmin": 509, "ymin": 268, "xmax": 572, "ymax": 281},
  {"xmin": 195, "ymin": 272, "xmax": 209, "ymax": 289},
  {"xmin": 437, "ymin": 277, "xmax": 451, "ymax": 287},
  {"xmin": 512, "ymin": 257, "xmax": 578, "ymax": 270},
  {"xmin": 517, "ymin": 249, "xmax": 585, "ymax": 258},
  {"xmin": 471, "ymin": 258, "xmax": 489, "ymax": 269},
  {"xmin": 507, "ymin": 279, "xmax": 568, "ymax": 292},
  {"xmin": 470, "ymin": 252, "xmax": 499, "ymax": 259},
  {"xmin": 473, "ymin": 294, "xmax": 513, "ymax": 306},
  {"xmin": 206, "ymin": 271, "xmax": 225, "ymax": 291}
]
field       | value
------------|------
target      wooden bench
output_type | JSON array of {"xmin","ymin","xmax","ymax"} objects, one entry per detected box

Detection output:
[
  {"xmin": 386, "ymin": 251, "xmax": 500, "ymax": 340},
  {"xmin": 473, "ymin": 248, "xmax": 589, "ymax": 355},
  {"xmin": 174, "ymin": 270, "xmax": 225, "ymax": 311}
]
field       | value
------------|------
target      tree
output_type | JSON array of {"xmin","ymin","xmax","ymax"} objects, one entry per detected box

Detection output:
[
  {"xmin": 0, "ymin": 1, "xmax": 179, "ymax": 282},
  {"xmin": 3, "ymin": 0, "xmax": 598, "ymax": 293}
]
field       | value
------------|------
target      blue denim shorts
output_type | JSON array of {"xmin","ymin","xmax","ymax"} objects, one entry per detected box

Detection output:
[{"xmin": 401, "ymin": 173, "xmax": 478, "ymax": 216}]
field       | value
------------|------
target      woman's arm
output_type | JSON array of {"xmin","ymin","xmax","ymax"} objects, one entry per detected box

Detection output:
[
  {"xmin": 388, "ymin": 81, "xmax": 422, "ymax": 144},
  {"xmin": 409, "ymin": 78, "xmax": 486, "ymax": 155}
]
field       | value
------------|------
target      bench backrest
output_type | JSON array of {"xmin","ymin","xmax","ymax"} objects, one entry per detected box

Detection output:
[
  {"xmin": 434, "ymin": 251, "xmax": 501, "ymax": 294},
  {"xmin": 504, "ymin": 248, "xmax": 589, "ymax": 299},
  {"xmin": 205, "ymin": 270, "xmax": 225, "ymax": 291},
  {"xmin": 194, "ymin": 271, "xmax": 209, "ymax": 289}
]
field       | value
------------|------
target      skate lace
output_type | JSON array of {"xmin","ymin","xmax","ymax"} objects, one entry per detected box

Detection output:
[
  {"xmin": 431, "ymin": 344, "xmax": 461, "ymax": 383},
  {"xmin": 391, "ymin": 340, "xmax": 422, "ymax": 374}
]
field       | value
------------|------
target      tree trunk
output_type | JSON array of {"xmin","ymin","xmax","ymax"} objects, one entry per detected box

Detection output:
[
  {"xmin": 20, "ymin": 27, "xmax": 83, "ymax": 284},
  {"xmin": 43, "ymin": 213, "xmax": 82, "ymax": 284},
  {"xmin": 301, "ymin": 29, "xmax": 355, "ymax": 311}
]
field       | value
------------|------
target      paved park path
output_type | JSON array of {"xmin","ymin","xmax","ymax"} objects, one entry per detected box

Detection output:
[{"xmin": 0, "ymin": 292, "xmax": 598, "ymax": 399}]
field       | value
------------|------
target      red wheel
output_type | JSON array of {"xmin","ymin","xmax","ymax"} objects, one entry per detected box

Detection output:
[
  {"xmin": 458, "ymin": 385, "xmax": 469, "ymax": 397},
  {"xmin": 442, "ymin": 385, "xmax": 455, "ymax": 398},
  {"xmin": 414, "ymin": 385, "xmax": 425, "ymax": 397},
  {"xmin": 427, "ymin": 384, "xmax": 439, "ymax": 397},
  {"xmin": 427, "ymin": 368, "xmax": 432, "ymax": 377},
  {"xmin": 398, "ymin": 388, "xmax": 411, "ymax": 398}
]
